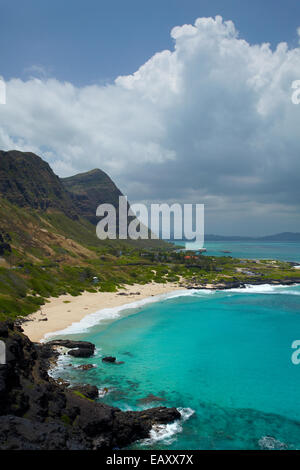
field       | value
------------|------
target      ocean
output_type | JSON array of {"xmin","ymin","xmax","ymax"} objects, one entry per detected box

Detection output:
[
  {"xmin": 175, "ymin": 240, "xmax": 300, "ymax": 263},
  {"xmin": 49, "ymin": 242, "xmax": 300, "ymax": 450}
]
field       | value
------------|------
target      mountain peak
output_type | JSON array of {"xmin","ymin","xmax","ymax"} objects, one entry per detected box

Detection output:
[
  {"xmin": 0, "ymin": 150, "xmax": 77, "ymax": 218},
  {"xmin": 62, "ymin": 167, "xmax": 123, "ymax": 224},
  {"xmin": 66, "ymin": 168, "xmax": 106, "ymax": 178}
]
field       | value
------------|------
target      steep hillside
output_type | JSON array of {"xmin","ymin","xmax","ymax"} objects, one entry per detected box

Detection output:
[
  {"xmin": 0, "ymin": 196, "xmax": 98, "ymax": 264},
  {"xmin": 62, "ymin": 169, "xmax": 123, "ymax": 225},
  {"xmin": 0, "ymin": 150, "xmax": 77, "ymax": 219},
  {"xmin": 0, "ymin": 150, "xmax": 169, "ymax": 264},
  {"xmin": 0, "ymin": 150, "xmax": 174, "ymax": 320}
]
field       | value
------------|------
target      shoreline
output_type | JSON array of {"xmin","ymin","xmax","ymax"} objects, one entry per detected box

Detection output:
[
  {"xmin": 22, "ymin": 277, "xmax": 300, "ymax": 343},
  {"xmin": 0, "ymin": 321, "xmax": 181, "ymax": 450},
  {"xmin": 22, "ymin": 282, "xmax": 184, "ymax": 343}
]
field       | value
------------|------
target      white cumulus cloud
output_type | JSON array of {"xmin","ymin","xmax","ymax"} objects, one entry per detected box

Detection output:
[{"xmin": 1, "ymin": 16, "xmax": 300, "ymax": 234}]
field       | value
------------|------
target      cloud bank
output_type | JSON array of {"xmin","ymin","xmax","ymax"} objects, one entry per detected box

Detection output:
[{"xmin": 1, "ymin": 16, "xmax": 300, "ymax": 234}]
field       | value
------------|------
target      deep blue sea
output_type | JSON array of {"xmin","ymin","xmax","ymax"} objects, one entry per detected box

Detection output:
[{"xmin": 49, "ymin": 242, "xmax": 300, "ymax": 450}]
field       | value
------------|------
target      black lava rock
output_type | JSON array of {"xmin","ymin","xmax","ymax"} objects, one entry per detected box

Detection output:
[
  {"xmin": 70, "ymin": 384, "xmax": 99, "ymax": 400},
  {"xmin": 102, "ymin": 356, "xmax": 116, "ymax": 363},
  {"xmin": 68, "ymin": 348, "xmax": 94, "ymax": 358},
  {"xmin": 0, "ymin": 321, "xmax": 182, "ymax": 450},
  {"xmin": 47, "ymin": 339, "xmax": 95, "ymax": 352}
]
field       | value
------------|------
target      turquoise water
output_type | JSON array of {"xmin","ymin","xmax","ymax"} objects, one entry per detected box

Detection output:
[
  {"xmin": 175, "ymin": 240, "xmax": 300, "ymax": 263},
  {"xmin": 52, "ymin": 284, "xmax": 300, "ymax": 450}
]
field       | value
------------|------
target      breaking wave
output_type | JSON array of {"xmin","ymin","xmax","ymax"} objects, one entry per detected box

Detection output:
[{"xmin": 141, "ymin": 408, "xmax": 195, "ymax": 446}]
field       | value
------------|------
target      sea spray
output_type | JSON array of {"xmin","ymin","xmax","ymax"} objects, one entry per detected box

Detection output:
[{"xmin": 141, "ymin": 408, "xmax": 195, "ymax": 446}]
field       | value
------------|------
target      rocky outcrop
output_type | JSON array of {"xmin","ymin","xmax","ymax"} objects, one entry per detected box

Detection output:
[
  {"xmin": 0, "ymin": 231, "xmax": 11, "ymax": 256},
  {"xmin": 77, "ymin": 364, "xmax": 96, "ymax": 371},
  {"xmin": 0, "ymin": 321, "xmax": 181, "ymax": 450},
  {"xmin": 46, "ymin": 339, "xmax": 95, "ymax": 351},
  {"xmin": 70, "ymin": 384, "xmax": 99, "ymax": 400},
  {"xmin": 102, "ymin": 356, "xmax": 124, "ymax": 365},
  {"xmin": 184, "ymin": 278, "xmax": 300, "ymax": 290},
  {"xmin": 102, "ymin": 356, "xmax": 116, "ymax": 363},
  {"xmin": 68, "ymin": 348, "xmax": 94, "ymax": 358},
  {"xmin": 0, "ymin": 415, "xmax": 88, "ymax": 450},
  {"xmin": 46, "ymin": 339, "xmax": 95, "ymax": 358}
]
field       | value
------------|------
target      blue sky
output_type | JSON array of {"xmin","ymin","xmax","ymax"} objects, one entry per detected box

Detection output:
[
  {"xmin": 1, "ymin": 0, "xmax": 300, "ymax": 85},
  {"xmin": 1, "ymin": 1, "xmax": 300, "ymax": 235}
]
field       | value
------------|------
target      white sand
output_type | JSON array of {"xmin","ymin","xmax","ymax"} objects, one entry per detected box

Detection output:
[{"xmin": 22, "ymin": 282, "xmax": 183, "ymax": 342}]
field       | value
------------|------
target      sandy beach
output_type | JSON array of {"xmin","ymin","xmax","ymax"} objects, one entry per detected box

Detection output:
[{"xmin": 22, "ymin": 282, "xmax": 183, "ymax": 342}]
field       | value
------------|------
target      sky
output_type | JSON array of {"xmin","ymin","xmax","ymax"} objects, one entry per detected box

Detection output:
[{"xmin": 1, "ymin": 0, "xmax": 300, "ymax": 235}]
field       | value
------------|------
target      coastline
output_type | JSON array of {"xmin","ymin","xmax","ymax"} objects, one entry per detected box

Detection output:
[
  {"xmin": 15, "ymin": 279, "xmax": 300, "ymax": 450},
  {"xmin": 21, "ymin": 276, "xmax": 300, "ymax": 343},
  {"xmin": 43, "ymin": 280, "xmax": 300, "ymax": 450},
  {"xmin": 0, "ymin": 321, "xmax": 181, "ymax": 450},
  {"xmin": 22, "ymin": 281, "xmax": 184, "ymax": 343}
]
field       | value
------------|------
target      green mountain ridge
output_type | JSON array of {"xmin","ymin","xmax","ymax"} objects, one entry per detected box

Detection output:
[
  {"xmin": 0, "ymin": 150, "xmax": 167, "ymax": 265},
  {"xmin": 0, "ymin": 149, "xmax": 172, "ymax": 319},
  {"xmin": 0, "ymin": 150, "xmax": 78, "ymax": 219},
  {"xmin": 1, "ymin": 149, "xmax": 298, "ymax": 323},
  {"xmin": 62, "ymin": 168, "xmax": 124, "ymax": 225}
]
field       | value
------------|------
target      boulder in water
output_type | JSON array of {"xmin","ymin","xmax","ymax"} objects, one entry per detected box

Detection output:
[
  {"xmin": 68, "ymin": 348, "xmax": 94, "ymax": 358},
  {"xmin": 102, "ymin": 356, "xmax": 116, "ymax": 363}
]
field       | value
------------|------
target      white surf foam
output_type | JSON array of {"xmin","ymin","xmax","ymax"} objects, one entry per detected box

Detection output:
[
  {"xmin": 177, "ymin": 284, "xmax": 299, "ymax": 296},
  {"xmin": 258, "ymin": 435, "xmax": 287, "ymax": 450},
  {"xmin": 43, "ymin": 289, "xmax": 189, "ymax": 339},
  {"xmin": 47, "ymin": 350, "xmax": 72, "ymax": 380},
  {"xmin": 44, "ymin": 283, "xmax": 300, "ymax": 340},
  {"xmin": 228, "ymin": 283, "xmax": 278, "ymax": 294},
  {"xmin": 141, "ymin": 407, "xmax": 195, "ymax": 446},
  {"xmin": 228, "ymin": 283, "xmax": 300, "ymax": 295},
  {"xmin": 98, "ymin": 386, "xmax": 112, "ymax": 398}
]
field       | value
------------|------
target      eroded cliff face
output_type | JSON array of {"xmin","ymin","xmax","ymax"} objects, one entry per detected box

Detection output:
[
  {"xmin": 0, "ymin": 321, "xmax": 180, "ymax": 450},
  {"xmin": 0, "ymin": 150, "xmax": 78, "ymax": 218},
  {"xmin": 62, "ymin": 168, "xmax": 124, "ymax": 225}
]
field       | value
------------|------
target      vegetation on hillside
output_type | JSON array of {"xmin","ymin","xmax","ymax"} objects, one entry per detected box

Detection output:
[
  {"xmin": 1, "ymin": 246, "xmax": 300, "ymax": 321},
  {"xmin": 0, "ymin": 150, "xmax": 299, "ymax": 322}
]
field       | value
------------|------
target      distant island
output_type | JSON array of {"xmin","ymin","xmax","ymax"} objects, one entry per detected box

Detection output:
[
  {"xmin": 205, "ymin": 233, "xmax": 300, "ymax": 242},
  {"xmin": 170, "ymin": 232, "xmax": 300, "ymax": 242}
]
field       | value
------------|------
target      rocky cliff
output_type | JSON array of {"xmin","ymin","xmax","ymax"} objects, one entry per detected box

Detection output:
[
  {"xmin": 0, "ymin": 150, "xmax": 78, "ymax": 219},
  {"xmin": 0, "ymin": 321, "xmax": 180, "ymax": 450},
  {"xmin": 0, "ymin": 150, "xmax": 166, "ymax": 265},
  {"xmin": 0, "ymin": 150, "xmax": 129, "ymax": 226},
  {"xmin": 62, "ymin": 168, "xmax": 124, "ymax": 225}
]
